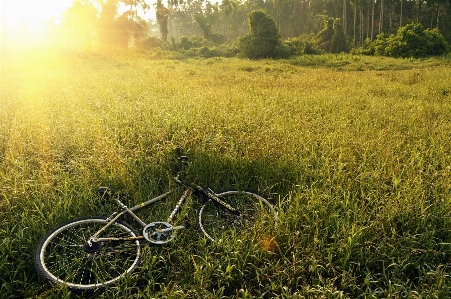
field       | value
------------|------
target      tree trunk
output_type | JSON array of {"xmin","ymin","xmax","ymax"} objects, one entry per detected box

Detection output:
[
  {"xmin": 437, "ymin": 4, "xmax": 441, "ymax": 29},
  {"xmin": 360, "ymin": 2, "xmax": 364, "ymax": 45},
  {"xmin": 417, "ymin": 0, "xmax": 422, "ymax": 23},
  {"xmin": 354, "ymin": 1, "xmax": 357, "ymax": 45},
  {"xmin": 371, "ymin": 0, "xmax": 374, "ymax": 40},
  {"xmin": 400, "ymin": 0, "xmax": 403, "ymax": 26},
  {"xmin": 343, "ymin": 0, "xmax": 347, "ymax": 35},
  {"xmin": 367, "ymin": 4, "xmax": 370, "ymax": 39},
  {"xmin": 389, "ymin": 5, "xmax": 392, "ymax": 30}
]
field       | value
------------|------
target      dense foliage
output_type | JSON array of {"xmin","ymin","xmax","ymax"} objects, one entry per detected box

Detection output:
[
  {"xmin": 238, "ymin": 10, "xmax": 290, "ymax": 59},
  {"xmin": 316, "ymin": 18, "xmax": 348, "ymax": 53},
  {"xmin": 353, "ymin": 22, "xmax": 449, "ymax": 58},
  {"xmin": 6, "ymin": 0, "xmax": 451, "ymax": 59},
  {"xmin": 283, "ymin": 34, "xmax": 322, "ymax": 55}
]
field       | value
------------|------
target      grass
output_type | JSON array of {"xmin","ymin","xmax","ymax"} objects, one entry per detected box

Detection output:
[{"xmin": 1, "ymin": 47, "xmax": 451, "ymax": 298}]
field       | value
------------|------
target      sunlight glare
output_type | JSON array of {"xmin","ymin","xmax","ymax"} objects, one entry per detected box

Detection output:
[
  {"xmin": 1, "ymin": 0, "xmax": 74, "ymax": 47},
  {"xmin": 1, "ymin": 0, "xmax": 73, "ymax": 29}
]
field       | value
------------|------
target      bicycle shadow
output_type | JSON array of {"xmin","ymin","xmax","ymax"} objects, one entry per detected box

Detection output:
[{"xmin": 179, "ymin": 149, "xmax": 298, "ymax": 197}]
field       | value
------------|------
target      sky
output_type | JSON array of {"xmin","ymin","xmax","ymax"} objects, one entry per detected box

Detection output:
[{"xmin": 0, "ymin": 0, "xmax": 154, "ymax": 30}]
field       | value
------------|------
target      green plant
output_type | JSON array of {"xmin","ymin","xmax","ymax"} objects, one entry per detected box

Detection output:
[
  {"xmin": 238, "ymin": 10, "xmax": 289, "ymax": 59},
  {"xmin": 351, "ymin": 38, "xmax": 375, "ymax": 55},
  {"xmin": 135, "ymin": 36, "xmax": 165, "ymax": 50},
  {"xmin": 353, "ymin": 22, "xmax": 449, "ymax": 58},
  {"xmin": 283, "ymin": 34, "xmax": 322, "ymax": 55}
]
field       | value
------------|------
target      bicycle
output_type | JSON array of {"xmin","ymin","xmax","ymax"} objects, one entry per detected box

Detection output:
[{"xmin": 34, "ymin": 147, "xmax": 278, "ymax": 293}]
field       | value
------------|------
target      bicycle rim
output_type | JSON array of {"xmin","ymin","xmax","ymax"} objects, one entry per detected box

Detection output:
[
  {"xmin": 198, "ymin": 190, "xmax": 277, "ymax": 243},
  {"xmin": 35, "ymin": 217, "xmax": 141, "ymax": 292}
]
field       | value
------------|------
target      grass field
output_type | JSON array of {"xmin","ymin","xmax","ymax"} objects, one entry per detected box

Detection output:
[{"xmin": 1, "ymin": 48, "xmax": 451, "ymax": 298}]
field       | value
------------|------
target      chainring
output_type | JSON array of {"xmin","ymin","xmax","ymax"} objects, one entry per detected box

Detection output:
[{"xmin": 143, "ymin": 222, "xmax": 174, "ymax": 244}]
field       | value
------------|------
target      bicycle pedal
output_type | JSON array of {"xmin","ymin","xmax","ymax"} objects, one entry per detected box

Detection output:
[{"xmin": 184, "ymin": 214, "xmax": 191, "ymax": 229}]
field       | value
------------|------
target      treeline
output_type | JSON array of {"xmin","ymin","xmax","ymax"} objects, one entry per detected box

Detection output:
[
  {"xmin": 161, "ymin": 0, "xmax": 451, "ymax": 45},
  {"xmin": 48, "ymin": 0, "xmax": 451, "ymax": 57}
]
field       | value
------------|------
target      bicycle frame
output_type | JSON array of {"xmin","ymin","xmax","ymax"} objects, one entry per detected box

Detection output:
[
  {"xmin": 88, "ymin": 176, "xmax": 239, "ymax": 245},
  {"xmin": 88, "ymin": 147, "xmax": 241, "ymax": 245},
  {"xmin": 89, "ymin": 188, "xmax": 184, "ymax": 244}
]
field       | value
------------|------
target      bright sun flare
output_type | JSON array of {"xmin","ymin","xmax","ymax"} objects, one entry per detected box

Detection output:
[
  {"xmin": 0, "ymin": 0, "xmax": 73, "ymax": 42},
  {"xmin": 1, "ymin": 0, "xmax": 73, "ymax": 29}
]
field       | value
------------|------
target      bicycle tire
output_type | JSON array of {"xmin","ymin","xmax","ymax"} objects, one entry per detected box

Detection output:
[
  {"xmin": 198, "ymin": 190, "xmax": 277, "ymax": 243},
  {"xmin": 34, "ymin": 217, "xmax": 142, "ymax": 293}
]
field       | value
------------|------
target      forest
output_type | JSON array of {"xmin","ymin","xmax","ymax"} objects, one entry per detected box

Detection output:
[{"xmin": 7, "ymin": 0, "xmax": 449, "ymax": 58}]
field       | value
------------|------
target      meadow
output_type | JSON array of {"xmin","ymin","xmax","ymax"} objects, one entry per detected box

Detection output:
[{"xmin": 1, "ymin": 48, "xmax": 451, "ymax": 298}]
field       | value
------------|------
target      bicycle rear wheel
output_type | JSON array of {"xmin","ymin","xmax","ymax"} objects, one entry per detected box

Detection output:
[
  {"xmin": 198, "ymin": 190, "xmax": 277, "ymax": 243},
  {"xmin": 34, "ymin": 217, "xmax": 141, "ymax": 293}
]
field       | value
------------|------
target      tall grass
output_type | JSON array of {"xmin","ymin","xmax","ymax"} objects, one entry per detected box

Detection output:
[{"xmin": 1, "ymin": 49, "xmax": 451, "ymax": 298}]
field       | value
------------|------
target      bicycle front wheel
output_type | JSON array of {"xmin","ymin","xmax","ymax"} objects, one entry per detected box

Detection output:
[
  {"xmin": 198, "ymin": 190, "xmax": 277, "ymax": 243},
  {"xmin": 34, "ymin": 217, "xmax": 142, "ymax": 293}
]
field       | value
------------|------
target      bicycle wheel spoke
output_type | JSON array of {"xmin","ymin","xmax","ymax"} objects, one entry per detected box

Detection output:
[
  {"xmin": 199, "ymin": 190, "xmax": 277, "ymax": 243},
  {"xmin": 35, "ymin": 217, "xmax": 141, "ymax": 292}
]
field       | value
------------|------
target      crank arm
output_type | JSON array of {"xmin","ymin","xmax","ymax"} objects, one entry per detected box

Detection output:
[{"xmin": 155, "ymin": 225, "xmax": 185, "ymax": 234}]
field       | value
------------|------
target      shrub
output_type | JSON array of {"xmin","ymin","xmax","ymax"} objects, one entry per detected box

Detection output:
[
  {"xmin": 351, "ymin": 38, "xmax": 375, "ymax": 55},
  {"xmin": 374, "ymin": 33, "xmax": 389, "ymax": 56},
  {"xmin": 352, "ymin": 22, "xmax": 448, "ymax": 58},
  {"xmin": 284, "ymin": 34, "xmax": 321, "ymax": 55},
  {"xmin": 179, "ymin": 36, "xmax": 193, "ymax": 50},
  {"xmin": 178, "ymin": 36, "xmax": 211, "ymax": 50},
  {"xmin": 316, "ymin": 18, "xmax": 335, "ymax": 46},
  {"xmin": 135, "ymin": 36, "xmax": 165, "ymax": 50},
  {"xmin": 386, "ymin": 23, "xmax": 448, "ymax": 58}
]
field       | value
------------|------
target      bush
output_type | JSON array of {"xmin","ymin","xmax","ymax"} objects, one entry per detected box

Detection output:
[
  {"xmin": 238, "ymin": 10, "xmax": 289, "ymax": 59},
  {"xmin": 374, "ymin": 33, "xmax": 389, "ymax": 56},
  {"xmin": 352, "ymin": 22, "xmax": 448, "ymax": 58},
  {"xmin": 178, "ymin": 44, "xmax": 239, "ymax": 59},
  {"xmin": 351, "ymin": 38, "xmax": 375, "ymax": 55},
  {"xmin": 177, "ymin": 36, "xmax": 211, "ymax": 50},
  {"xmin": 389, "ymin": 23, "xmax": 448, "ymax": 57},
  {"xmin": 135, "ymin": 36, "xmax": 165, "ymax": 50},
  {"xmin": 284, "ymin": 34, "xmax": 321, "ymax": 55}
]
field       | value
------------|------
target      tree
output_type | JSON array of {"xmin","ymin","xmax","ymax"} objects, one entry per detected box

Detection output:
[
  {"xmin": 63, "ymin": 1, "xmax": 98, "ymax": 49},
  {"xmin": 417, "ymin": 0, "xmax": 423, "ymax": 22},
  {"xmin": 156, "ymin": 0, "xmax": 170, "ymax": 41},
  {"xmin": 400, "ymin": 0, "xmax": 403, "ymax": 26},
  {"xmin": 98, "ymin": 0, "xmax": 120, "ymax": 46},
  {"xmin": 70, "ymin": 0, "xmax": 150, "ymax": 48},
  {"xmin": 331, "ymin": 19, "xmax": 348, "ymax": 52},
  {"xmin": 194, "ymin": 14, "xmax": 226, "ymax": 43},
  {"xmin": 122, "ymin": 0, "xmax": 150, "ymax": 43},
  {"xmin": 316, "ymin": 17, "xmax": 335, "ymax": 49},
  {"xmin": 220, "ymin": 0, "xmax": 238, "ymax": 42},
  {"xmin": 238, "ymin": 10, "xmax": 289, "ymax": 58}
]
